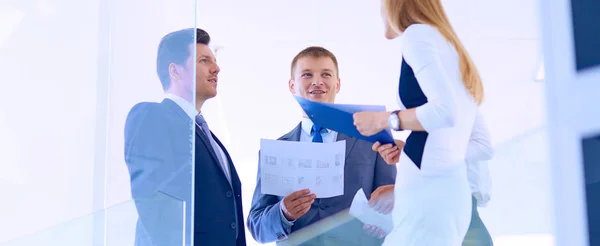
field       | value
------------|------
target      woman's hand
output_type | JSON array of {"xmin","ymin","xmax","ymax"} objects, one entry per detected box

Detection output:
[
  {"xmin": 369, "ymin": 184, "xmax": 395, "ymax": 215},
  {"xmin": 372, "ymin": 140, "xmax": 405, "ymax": 165},
  {"xmin": 353, "ymin": 112, "xmax": 390, "ymax": 136},
  {"xmin": 363, "ymin": 224, "xmax": 388, "ymax": 239}
]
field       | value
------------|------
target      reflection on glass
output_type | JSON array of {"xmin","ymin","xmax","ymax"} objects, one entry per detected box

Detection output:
[
  {"xmin": 121, "ymin": 25, "xmax": 248, "ymax": 245},
  {"xmin": 121, "ymin": 28, "xmax": 197, "ymax": 245}
]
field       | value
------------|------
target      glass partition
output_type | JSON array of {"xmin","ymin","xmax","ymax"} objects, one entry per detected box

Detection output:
[
  {"xmin": 2, "ymin": 197, "xmax": 184, "ymax": 246},
  {"xmin": 274, "ymin": 131, "xmax": 557, "ymax": 246},
  {"xmin": 277, "ymin": 209, "xmax": 382, "ymax": 246},
  {"xmin": 0, "ymin": 0, "xmax": 196, "ymax": 245},
  {"xmin": 104, "ymin": 0, "xmax": 197, "ymax": 245}
]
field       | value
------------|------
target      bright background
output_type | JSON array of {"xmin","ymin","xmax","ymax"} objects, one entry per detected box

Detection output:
[{"xmin": 0, "ymin": 0, "xmax": 553, "ymax": 245}]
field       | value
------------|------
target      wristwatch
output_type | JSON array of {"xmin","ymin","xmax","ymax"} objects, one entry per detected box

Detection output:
[{"xmin": 388, "ymin": 110, "xmax": 402, "ymax": 131}]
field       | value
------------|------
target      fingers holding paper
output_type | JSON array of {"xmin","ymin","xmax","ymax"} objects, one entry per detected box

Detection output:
[
  {"xmin": 363, "ymin": 224, "xmax": 388, "ymax": 239},
  {"xmin": 369, "ymin": 184, "xmax": 395, "ymax": 215},
  {"xmin": 282, "ymin": 189, "xmax": 317, "ymax": 221}
]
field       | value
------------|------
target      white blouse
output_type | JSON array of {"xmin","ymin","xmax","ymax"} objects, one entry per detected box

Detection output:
[{"xmin": 396, "ymin": 24, "xmax": 494, "ymax": 185}]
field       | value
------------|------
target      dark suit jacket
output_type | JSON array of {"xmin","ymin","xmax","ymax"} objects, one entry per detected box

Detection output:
[
  {"xmin": 247, "ymin": 123, "xmax": 397, "ymax": 245},
  {"xmin": 124, "ymin": 99, "xmax": 246, "ymax": 246}
]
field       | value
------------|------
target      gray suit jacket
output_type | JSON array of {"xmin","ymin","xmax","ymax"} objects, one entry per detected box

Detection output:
[{"xmin": 247, "ymin": 123, "xmax": 397, "ymax": 245}]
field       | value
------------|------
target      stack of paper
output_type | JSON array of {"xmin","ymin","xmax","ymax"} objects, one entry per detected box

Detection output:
[
  {"xmin": 260, "ymin": 139, "xmax": 346, "ymax": 198},
  {"xmin": 349, "ymin": 189, "xmax": 394, "ymax": 234}
]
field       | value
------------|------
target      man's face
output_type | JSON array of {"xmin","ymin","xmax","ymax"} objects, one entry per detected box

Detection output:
[
  {"xmin": 194, "ymin": 44, "xmax": 220, "ymax": 101},
  {"xmin": 174, "ymin": 43, "xmax": 220, "ymax": 101},
  {"xmin": 289, "ymin": 56, "xmax": 340, "ymax": 103}
]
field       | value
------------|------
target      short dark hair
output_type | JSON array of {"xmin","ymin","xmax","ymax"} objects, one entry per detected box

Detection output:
[
  {"xmin": 290, "ymin": 46, "xmax": 339, "ymax": 79},
  {"xmin": 156, "ymin": 28, "xmax": 210, "ymax": 91}
]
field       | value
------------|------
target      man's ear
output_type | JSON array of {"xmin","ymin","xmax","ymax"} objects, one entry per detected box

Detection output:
[
  {"xmin": 169, "ymin": 63, "xmax": 181, "ymax": 81},
  {"xmin": 335, "ymin": 78, "xmax": 341, "ymax": 93},
  {"xmin": 289, "ymin": 79, "xmax": 296, "ymax": 94}
]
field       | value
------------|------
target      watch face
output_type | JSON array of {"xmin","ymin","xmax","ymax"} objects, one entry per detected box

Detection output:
[{"xmin": 389, "ymin": 115, "xmax": 399, "ymax": 130}]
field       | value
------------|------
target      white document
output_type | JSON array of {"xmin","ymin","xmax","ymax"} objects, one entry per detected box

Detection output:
[
  {"xmin": 349, "ymin": 189, "xmax": 394, "ymax": 234},
  {"xmin": 259, "ymin": 139, "xmax": 346, "ymax": 198}
]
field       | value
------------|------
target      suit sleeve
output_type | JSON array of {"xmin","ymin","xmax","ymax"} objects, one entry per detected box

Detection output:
[
  {"xmin": 247, "ymin": 151, "xmax": 293, "ymax": 243},
  {"xmin": 402, "ymin": 25, "xmax": 459, "ymax": 131},
  {"xmin": 124, "ymin": 103, "xmax": 193, "ymax": 246},
  {"xmin": 373, "ymin": 152, "xmax": 397, "ymax": 188}
]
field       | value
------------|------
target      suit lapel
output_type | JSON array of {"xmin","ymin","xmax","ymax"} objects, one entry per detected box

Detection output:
[
  {"xmin": 336, "ymin": 133, "xmax": 357, "ymax": 159},
  {"xmin": 280, "ymin": 123, "xmax": 302, "ymax": 141},
  {"xmin": 195, "ymin": 125, "xmax": 223, "ymax": 170},
  {"xmin": 212, "ymin": 135, "xmax": 241, "ymax": 188},
  {"xmin": 162, "ymin": 98, "xmax": 233, "ymax": 185}
]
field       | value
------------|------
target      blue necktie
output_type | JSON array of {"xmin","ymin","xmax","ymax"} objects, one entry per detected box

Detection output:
[{"xmin": 312, "ymin": 124, "xmax": 326, "ymax": 143}]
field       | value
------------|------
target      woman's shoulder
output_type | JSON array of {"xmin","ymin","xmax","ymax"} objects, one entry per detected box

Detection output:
[
  {"xmin": 405, "ymin": 24, "xmax": 437, "ymax": 34},
  {"xmin": 400, "ymin": 24, "xmax": 448, "ymax": 56},
  {"xmin": 402, "ymin": 24, "xmax": 445, "ymax": 44}
]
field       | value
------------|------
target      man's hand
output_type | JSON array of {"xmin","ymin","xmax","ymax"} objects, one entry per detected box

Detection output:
[
  {"xmin": 363, "ymin": 224, "xmax": 388, "ymax": 238},
  {"xmin": 281, "ymin": 189, "xmax": 316, "ymax": 221},
  {"xmin": 372, "ymin": 140, "xmax": 405, "ymax": 165},
  {"xmin": 369, "ymin": 184, "xmax": 395, "ymax": 215}
]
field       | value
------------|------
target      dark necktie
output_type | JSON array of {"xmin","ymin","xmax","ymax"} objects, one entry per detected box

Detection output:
[
  {"xmin": 195, "ymin": 114, "xmax": 231, "ymax": 182},
  {"xmin": 312, "ymin": 124, "xmax": 326, "ymax": 143}
]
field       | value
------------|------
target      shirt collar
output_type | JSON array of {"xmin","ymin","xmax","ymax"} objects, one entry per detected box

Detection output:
[
  {"xmin": 301, "ymin": 117, "xmax": 330, "ymax": 135},
  {"xmin": 165, "ymin": 93, "xmax": 198, "ymax": 119}
]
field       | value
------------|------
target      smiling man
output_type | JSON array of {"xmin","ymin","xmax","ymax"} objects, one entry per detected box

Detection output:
[{"xmin": 247, "ymin": 46, "xmax": 397, "ymax": 245}]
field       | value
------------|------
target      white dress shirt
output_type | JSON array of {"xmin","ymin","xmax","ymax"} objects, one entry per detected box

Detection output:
[
  {"xmin": 299, "ymin": 117, "xmax": 339, "ymax": 143},
  {"xmin": 279, "ymin": 117, "xmax": 339, "ymax": 226}
]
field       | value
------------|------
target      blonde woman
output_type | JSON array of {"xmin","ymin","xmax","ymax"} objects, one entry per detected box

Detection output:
[{"xmin": 352, "ymin": 0, "xmax": 489, "ymax": 245}]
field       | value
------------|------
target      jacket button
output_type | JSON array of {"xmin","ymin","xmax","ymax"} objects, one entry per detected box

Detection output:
[
  {"xmin": 319, "ymin": 203, "xmax": 326, "ymax": 210},
  {"xmin": 226, "ymin": 191, "xmax": 232, "ymax": 197},
  {"xmin": 231, "ymin": 222, "xmax": 236, "ymax": 229}
]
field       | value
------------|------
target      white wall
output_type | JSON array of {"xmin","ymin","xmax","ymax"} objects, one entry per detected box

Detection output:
[
  {"xmin": 0, "ymin": 0, "xmax": 99, "ymax": 243},
  {"xmin": 197, "ymin": 1, "xmax": 552, "ymax": 245}
]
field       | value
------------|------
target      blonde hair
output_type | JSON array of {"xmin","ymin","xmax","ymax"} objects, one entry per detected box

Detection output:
[{"xmin": 383, "ymin": 0, "xmax": 484, "ymax": 104}]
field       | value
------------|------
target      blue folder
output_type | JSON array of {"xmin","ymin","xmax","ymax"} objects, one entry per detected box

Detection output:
[{"xmin": 294, "ymin": 96, "xmax": 396, "ymax": 145}]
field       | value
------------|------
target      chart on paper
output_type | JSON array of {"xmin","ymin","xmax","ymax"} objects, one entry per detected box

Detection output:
[{"xmin": 260, "ymin": 139, "xmax": 346, "ymax": 198}]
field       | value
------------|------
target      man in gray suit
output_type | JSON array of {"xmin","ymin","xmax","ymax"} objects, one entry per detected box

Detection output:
[{"xmin": 247, "ymin": 46, "xmax": 397, "ymax": 245}]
